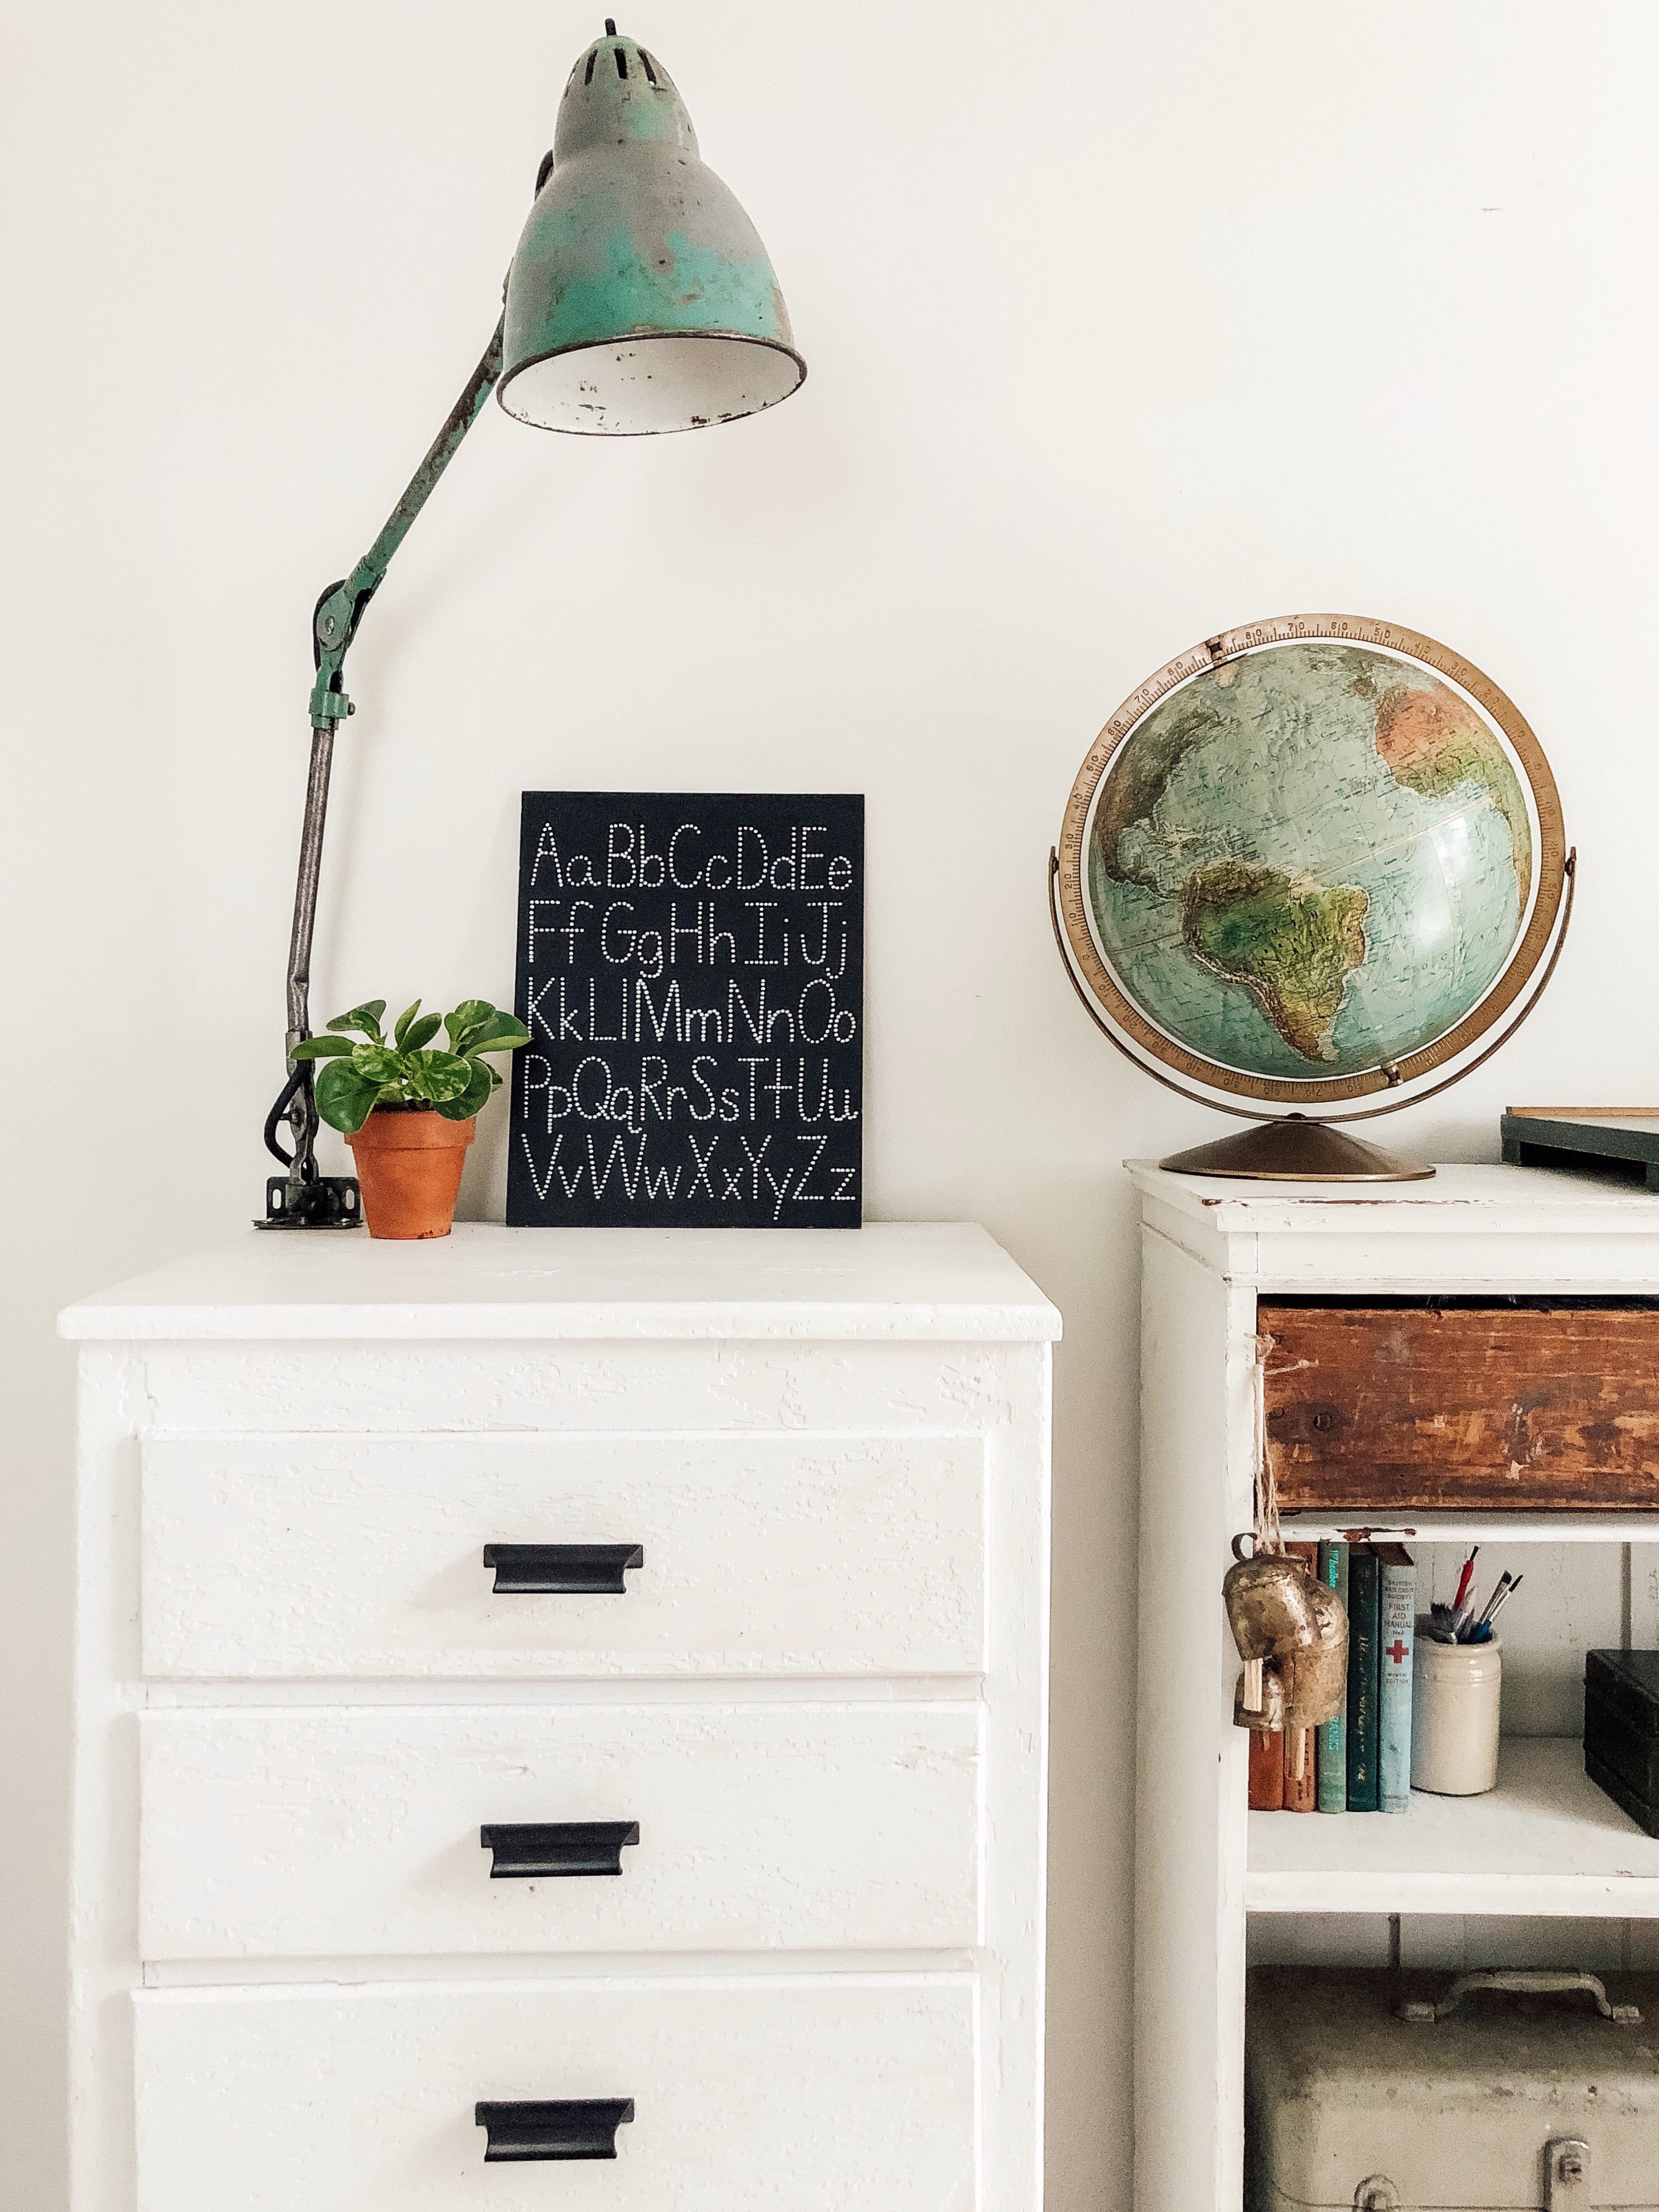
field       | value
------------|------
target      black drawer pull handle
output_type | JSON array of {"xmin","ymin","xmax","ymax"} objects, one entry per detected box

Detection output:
[
  {"xmin": 482, "ymin": 1543, "xmax": 644, "ymax": 1594},
  {"xmin": 476, "ymin": 2099, "xmax": 634, "ymax": 2162},
  {"xmin": 481, "ymin": 1821, "xmax": 640, "ymax": 1878}
]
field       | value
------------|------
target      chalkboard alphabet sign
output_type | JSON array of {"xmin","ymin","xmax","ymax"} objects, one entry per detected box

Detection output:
[{"xmin": 508, "ymin": 793, "xmax": 864, "ymax": 1228}]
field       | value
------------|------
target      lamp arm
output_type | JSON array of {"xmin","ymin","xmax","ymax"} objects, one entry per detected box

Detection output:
[
  {"xmin": 267, "ymin": 309, "xmax": 506, "ymax": 1220},
  {"xmin": 304, "ymin": 311, "xmax": 507, "ymax": 737}
]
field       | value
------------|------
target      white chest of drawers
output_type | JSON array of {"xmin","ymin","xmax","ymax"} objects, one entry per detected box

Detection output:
[{"xmin": 60, "ymin": 1223, "xmax": 1058, "ymax": 2212}]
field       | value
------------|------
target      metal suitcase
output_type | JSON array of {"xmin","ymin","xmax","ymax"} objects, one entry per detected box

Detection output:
[{"xmin": 1246, "ymin": 1966, "xmax": 1659, "ymax": 2210}]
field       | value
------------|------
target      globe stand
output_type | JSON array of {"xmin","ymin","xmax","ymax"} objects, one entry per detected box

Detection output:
[{"xmin": 1158, "ymin": 1115, "xmax": 1434, "ymax": 1183}]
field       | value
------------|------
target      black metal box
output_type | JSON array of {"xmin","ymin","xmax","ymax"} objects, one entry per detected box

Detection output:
[{"xmin": 1584, "ymin": 1648, "xmax": 1659, "ymax": 1836}]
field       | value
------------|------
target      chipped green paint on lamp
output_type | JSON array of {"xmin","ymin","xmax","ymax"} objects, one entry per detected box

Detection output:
[{"xmin": 500, "ymin": 21, "xmax": 805, "ymax": 434}]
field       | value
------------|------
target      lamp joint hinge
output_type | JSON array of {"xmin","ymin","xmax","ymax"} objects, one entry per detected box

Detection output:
[{"xmin": 309, "ymin": 678, "xmax": 354, "ymax": 729}]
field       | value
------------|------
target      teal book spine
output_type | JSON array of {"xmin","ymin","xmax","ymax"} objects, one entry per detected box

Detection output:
[
  {"xmin": 1346, "ymin": 1544, "xmax": 1380, "ymax": 1811},
  {"xmin": 1316, "ymin": 1539, "xmax": 1349, "ymax": 1814},
  {"xmin": 1377, "ymin": 1544, "xmax": 1416, "ymax": 1814}
]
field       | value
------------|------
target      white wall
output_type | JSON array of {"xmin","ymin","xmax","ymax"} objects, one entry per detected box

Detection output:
[{"xmin": 4, "ymin": 4, "xmax": 1656, "ymax": 2204}]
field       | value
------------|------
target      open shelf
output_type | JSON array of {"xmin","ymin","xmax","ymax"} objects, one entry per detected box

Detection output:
[
  {"xmin": 1248, "ymin": 1737, "xmax": 1659, "ymax": 1916},
  {"xmin": 1277, "ymin": 1511, "xmax": 1659, "ymax": 1545}
]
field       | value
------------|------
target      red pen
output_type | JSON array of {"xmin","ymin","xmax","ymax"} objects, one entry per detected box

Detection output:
[{"xmin": 1452, "ymin": 1547, "xmax": 1479, "ymax": 1616}]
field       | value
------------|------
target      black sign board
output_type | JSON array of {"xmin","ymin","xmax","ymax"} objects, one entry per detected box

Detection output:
[{"xmin": 508, "ymin": 793, "xmax": 864, "ymax": 1228}]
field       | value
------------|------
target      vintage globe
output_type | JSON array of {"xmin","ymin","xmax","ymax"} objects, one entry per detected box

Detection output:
[{"xmin": 1053, "ymin": 619, "xmax": 1570, "ymax": 1176}]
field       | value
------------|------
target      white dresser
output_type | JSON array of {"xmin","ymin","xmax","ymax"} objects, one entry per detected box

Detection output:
[{"xmin": 60, "ymin": 1223, "xmax": 1058, "ymax": 2212}]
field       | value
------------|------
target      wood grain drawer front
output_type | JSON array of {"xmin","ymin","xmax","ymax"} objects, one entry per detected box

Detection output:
[
  {"xmin": 140, "ymin": 1432, "xmax": 985, "ymax": 1679},
  {"xmin": 1263, "ymin": 1301, "xmax": 1659, "ymax": 1511},
  {"xmin": 134, "ymin": 1979, "xmax": 978, "ymax": 2211},
  {"xmin": 138, "ymin": 1703, "xmax": 981, "ymax": 1960}
]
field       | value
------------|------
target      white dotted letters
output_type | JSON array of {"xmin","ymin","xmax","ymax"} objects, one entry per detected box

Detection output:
[{"xmin": 509, "ymin": 795, "xmax": 864, "ymax": 1226}]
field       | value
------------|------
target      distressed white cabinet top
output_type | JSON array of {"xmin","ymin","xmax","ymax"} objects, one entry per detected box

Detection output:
[
  {"xmin": 1128, "ymin": 1160, "xmax": 1659, "ymax": 1234},
  {"xmin": 59, "ymin": 1221, "xmax": 1061, "ymax": 1344},
  {"xmin": 1128, "ymin": 1160, "xmax": 1659, "ymax": 1294}
]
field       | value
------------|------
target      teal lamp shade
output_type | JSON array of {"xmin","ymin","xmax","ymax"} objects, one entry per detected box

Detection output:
[{"xmin": 500, "ymin": 24, "xmax": 806, "ymax": 435}]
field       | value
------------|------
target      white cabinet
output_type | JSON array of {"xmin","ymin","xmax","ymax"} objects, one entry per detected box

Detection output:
[
  {"xmin": 63, "ymin": 1223, "xmax": 1057, "ymax": 2212},
  {"xmin": 1131, "ymin": 1164, "xmax": 1659, "ymax": 2212}
]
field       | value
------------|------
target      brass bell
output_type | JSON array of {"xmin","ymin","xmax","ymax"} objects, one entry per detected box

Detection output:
[
  {"xmin": 1223, "ymin": 1547, "xmax": 1322, "ymax": 1660},
  {"xmin": 1233, "ymin": 1661, "xmax": 1286, "ymax": 1733},
  {"xmin": 1282, "ymin": 1581, "xmax": 1349, "ymax": 1730},
  {"xmin": 1223, "ymin": 1541, "xmax": 1322, "ymax": 1714}
]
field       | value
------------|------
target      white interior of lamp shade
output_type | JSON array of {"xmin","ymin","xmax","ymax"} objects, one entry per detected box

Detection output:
[{"xmin": 499, "ymin": 334, "xmax": 804, "ymax": 435}]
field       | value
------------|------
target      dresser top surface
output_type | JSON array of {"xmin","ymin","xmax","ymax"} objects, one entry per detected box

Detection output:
[
  {"xmin": 1128, "ymin": 1159, "xmax": 1659, "ymax": 1235},
  {"xmin": 60, "ymin": 1221, "xmax": 1062, "ymax": 1344}
]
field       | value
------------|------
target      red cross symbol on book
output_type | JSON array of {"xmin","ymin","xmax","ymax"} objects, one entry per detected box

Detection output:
[{"xmin": 1384, "ymin": 1638, "xmax": 1409, "ymax": 1666}]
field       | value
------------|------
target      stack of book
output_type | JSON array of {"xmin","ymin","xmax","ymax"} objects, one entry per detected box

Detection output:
[{"xmin": 1248, "ymin": 1541, "xmax": 1415, "ymax": 1814}]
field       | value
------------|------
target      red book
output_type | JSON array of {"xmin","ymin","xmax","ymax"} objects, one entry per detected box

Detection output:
[{"xmin": 1249, "ymin": 1724, "xmax": 1285, "ymax": 1810}]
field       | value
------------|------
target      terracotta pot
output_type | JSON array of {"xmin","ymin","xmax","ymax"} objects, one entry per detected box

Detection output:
[{"xmin": 346, "ymin": 1105, "xmax": 475, "ymax": 1239}]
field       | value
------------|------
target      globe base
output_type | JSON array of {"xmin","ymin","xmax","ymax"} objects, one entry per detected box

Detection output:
[{"xmin": 1160, "ymin": 1115, "xmax": 1435, "ymax": 1183}]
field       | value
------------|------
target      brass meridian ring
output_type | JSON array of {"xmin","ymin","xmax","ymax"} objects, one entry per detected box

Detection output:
[{"xmin": 1054, "ymin": 614, "xmax": 1569, "ymax": 1109}]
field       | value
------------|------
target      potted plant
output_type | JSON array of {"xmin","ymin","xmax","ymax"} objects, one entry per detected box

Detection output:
[{"xmin": 292, "ymin": 997, "xmax": 529, "ymax": 1239}]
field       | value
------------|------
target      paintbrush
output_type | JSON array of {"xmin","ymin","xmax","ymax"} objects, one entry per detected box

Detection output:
[
  {"xmin": 1460, "ymin": 1571, "xmax": 1511, "ymax": 1641},
  {"xmin": 1471, "ymin": 1573, "xmax": 1522, "ymax": 1643}
]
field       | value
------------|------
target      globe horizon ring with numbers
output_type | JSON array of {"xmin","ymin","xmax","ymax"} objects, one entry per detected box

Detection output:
[{"xmin": 1054, "ymin": 618, "xmax": 1568, "ymax": 1116}]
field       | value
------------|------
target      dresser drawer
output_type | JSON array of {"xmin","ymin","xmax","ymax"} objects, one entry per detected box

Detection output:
[
  {"xmin": 140, "ymin": 1432, "xmax": 985, "ymax": 1680},
  {"xmin": 138, "ymin": 1703, "xmax": 981, "ymax": 1960},
  {"xmin": 134, "ymin": 1978, "xmax": 978, "ymax": 2210}
]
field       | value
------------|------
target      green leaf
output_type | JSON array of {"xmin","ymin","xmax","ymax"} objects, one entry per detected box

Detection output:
[
  {"xmin": 326, "ymin": 999, "xmax": 386, "ymax": 1040},
  {"xmin": 415, "ymin": 1049, "xmax": 474, "ymax": 1103},
  {"xmin": 314, "ymin": 1058, "xmax": 382, "ymax": 1134},
  {"xmin": 436, "ymin": 1058, "xmax": 493, "ymax": 1121},
  {"xmin": 352, "ymin": 1043, "xmax": 405, "ymax": 1085},
  {"xmin": 445, "ymin": 998, "xmax": 494, "ymax": 1048},
  {"xmin": 289, "ymin": 1035, "xmax": 353, "ymax": 1060},
  {"xmin": 460, "ymin": 1013, "xmax": 531, "ymax": 1056},
  {"xmin": 392, "ymin": 999, "xmax": 422, "ymax": 1048},
  {"xmin": 400, "ymin": 1012, "xmax": 443, "ymax": 1053}
]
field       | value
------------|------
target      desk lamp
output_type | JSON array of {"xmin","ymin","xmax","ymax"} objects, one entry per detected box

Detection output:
[{"xmin": 262, "ymin": 19, "xmax": 805, "ymax": 1227}]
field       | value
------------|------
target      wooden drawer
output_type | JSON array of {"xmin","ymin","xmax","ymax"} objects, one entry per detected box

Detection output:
[
  {"xmin": 139, "ymin": 1432, "xmax": 985, "ymax": 1679},
  {"xmin": 133, "ymin": 1978, "xmax": 978, "ymax": 2210},
  {"xmin": 137, "ymin": 1703, "xmax": 981, "ymax": 1960},
  {"xmin": 1263, "ymin": 1300, "xmax": 1659, "ymax": 1512}
]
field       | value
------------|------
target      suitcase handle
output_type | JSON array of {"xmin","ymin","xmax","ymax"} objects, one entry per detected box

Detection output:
[{"xmin": 1398, "ymin": 1970, "xmax": 1641, "ymax": 2024}]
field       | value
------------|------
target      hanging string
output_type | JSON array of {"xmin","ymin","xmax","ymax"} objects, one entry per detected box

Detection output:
[
  {"xmin": 1252, "ymin": 1330, "xmax": 1283, "ymax": 1557},
  {"xmin": 1241, "ymin": 1331, "xmax": 1321, "ymax": 1732},
  {"xmin": 1252, "ymin": 1330, "xmax": 1317, "ymax": 1555}
]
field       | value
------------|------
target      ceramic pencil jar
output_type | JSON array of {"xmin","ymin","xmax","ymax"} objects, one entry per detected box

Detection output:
[{"xmin": 1410, "ymin": 1624, "xmax": 1502, "ymax": 1795}]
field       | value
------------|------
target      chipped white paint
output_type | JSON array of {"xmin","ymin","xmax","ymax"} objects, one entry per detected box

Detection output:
[
  {"xmin": 1130, "ymin": 1163, "xmax": 1659, "ymax": 2212},
  {"xmin": 64, "ymin": 1223, "xmax": 1057, "ymax": 2212}
]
